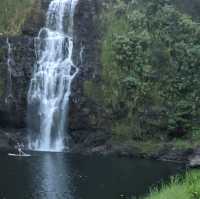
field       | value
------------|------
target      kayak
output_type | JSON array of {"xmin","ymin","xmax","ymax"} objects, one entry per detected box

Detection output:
[{"xmin": 8, "ymin": 153, "xmax": 31, "ymax": 157}]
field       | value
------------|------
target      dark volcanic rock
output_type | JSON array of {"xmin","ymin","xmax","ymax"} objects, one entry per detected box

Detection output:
[
  {"xmin": 154, "ymin": 148, "xmax": 194, "ymax": 163},
  {"xmin": 189, "ymin": 148, "xmax": 200, "ymax": 167},
  {"xmin": 68, "ymin": 0, "xmax": 111, "ymax": 147},
  {"xmin": 0, "ymin": 0, "xmax": 47, "ymax": 130},
  {"xmin": 0, "ymin": 36, "xmax": 35, "ymax": 128},
  {"xmin": 0, "ymin": 128, "xmax": 26, "ymax": 151}
]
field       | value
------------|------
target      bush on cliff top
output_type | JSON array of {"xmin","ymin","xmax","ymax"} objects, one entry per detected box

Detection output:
[{"xmin": 0, "ymin": 0, "xmax": 34, "ymax": 35}]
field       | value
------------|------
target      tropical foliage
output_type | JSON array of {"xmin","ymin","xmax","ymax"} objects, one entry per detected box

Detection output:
[{"xmin": 100, "ymin": 0, "xmax": 200, "ymax": 141}]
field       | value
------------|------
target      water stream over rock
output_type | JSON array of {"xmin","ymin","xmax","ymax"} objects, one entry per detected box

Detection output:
[
  {"xmin": 28, "ymin": 0, "xmax": 79, "ymax": 152},
  {"xmin": 5, "ymin": 38, "xmax": 14, "ymax": 104}
]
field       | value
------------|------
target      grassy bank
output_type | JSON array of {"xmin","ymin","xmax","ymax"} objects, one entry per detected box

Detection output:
[
  {"xmin": 143, "ymin": 170, "xmax": 200, "ymax": 199},
  {"xmin": 0, "ymin": 0, "xmax": 34, "ymax": 35}
]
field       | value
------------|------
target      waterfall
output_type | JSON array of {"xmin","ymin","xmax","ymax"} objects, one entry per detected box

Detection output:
[
  {"xmin": 5, "ymin": 38, "xmax": 14, "ymax": 104},
  {"xmin": 27, "ymin": 0, "xmax": 79, "ymax": 152}
]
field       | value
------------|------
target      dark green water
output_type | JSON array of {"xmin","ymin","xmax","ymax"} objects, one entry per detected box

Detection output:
[{"xmin": 0, "ymin": 152, "xmax": 183, "ymax": 199}]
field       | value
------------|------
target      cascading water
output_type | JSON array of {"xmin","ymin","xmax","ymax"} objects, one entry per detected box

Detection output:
[
  {"xmin": 5, "ymin": 38, "xmax": 14, "ymax": 104},
  {"xmin": 27, "ymin": 0, "xmax": 79, "ymax": 152}
]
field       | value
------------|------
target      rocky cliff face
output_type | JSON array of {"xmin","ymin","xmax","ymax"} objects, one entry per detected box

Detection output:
[
  {"xmin": 0, "ymin": 0, "xmax": 48, "ymax": 131},
  {"xmin": 69, "ymin": 0, "xmax": 111, "ymax": 148},
  {"xmin": 0, "ymin": 36, "xmax": 35, "ymax": 128}
]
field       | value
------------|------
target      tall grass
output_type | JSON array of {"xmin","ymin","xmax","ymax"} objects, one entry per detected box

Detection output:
[
  {"xmin": 143, "ymin": 170, "xmax": 200, "ymax": 199},
  {"xmin": 0, "ymin": 0, "xmax": 34, "ymax": 35}
]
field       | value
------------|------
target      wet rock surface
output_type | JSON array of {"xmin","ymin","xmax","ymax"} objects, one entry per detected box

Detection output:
[
  {"xmin": 68, "ymin": 0, "xmax": 110, "ymax": 147},
  {"xmin": 0, "ymin": 128, "xmax": 26, "ymax": 151},
  {"xmin": 0, "ymin": 36, "xmax": 35, "ymax": 128},
  {"xmin": 154, "ymin": 148, "xmax": 194, "ymax": 163},
  {"xmin": 0, "ymin": 1, "xmax": 48, "ymax": 130},
  {"xmin": 189, "ymin": 148, "xmax": 200, "ymax": 167}
]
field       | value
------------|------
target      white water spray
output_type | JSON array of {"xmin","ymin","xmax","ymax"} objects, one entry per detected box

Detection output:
[{"xmin": 28, "ymin": 0, "xmax": 79, "ymax": 152}]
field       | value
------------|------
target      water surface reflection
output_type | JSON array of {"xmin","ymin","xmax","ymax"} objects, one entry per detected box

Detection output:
[
  {"xmin": 31, "ymin": 153, "xmax": 75, "ymax": 199},
  {"xmin": 0, "ymin": 152, "xmax": 183, "ymax": 199}
]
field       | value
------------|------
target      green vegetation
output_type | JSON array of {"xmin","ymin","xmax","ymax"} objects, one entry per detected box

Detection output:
[
  {"xmin": 111, "ymin": 137, "xmax": 200, "ymax": 156},
  {"xmin": 0, "ymin": 0, "xmax": 34, "ymax": 35},
  {"xmin": 86, "ymin": 0, "xmax": 200, "ymax": 143},
  {"xmin": 143, "ymin": 170, "xmax": 200, "ymax": 199}
]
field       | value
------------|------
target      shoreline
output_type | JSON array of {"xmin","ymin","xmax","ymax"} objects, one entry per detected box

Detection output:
[
  {"xmin": 0, "ymin": 128, "xmax": 200, "ymax": 167},
  {"xmin": 71, "ymin": 140, "xmax": 200, "ymax": 167}
]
